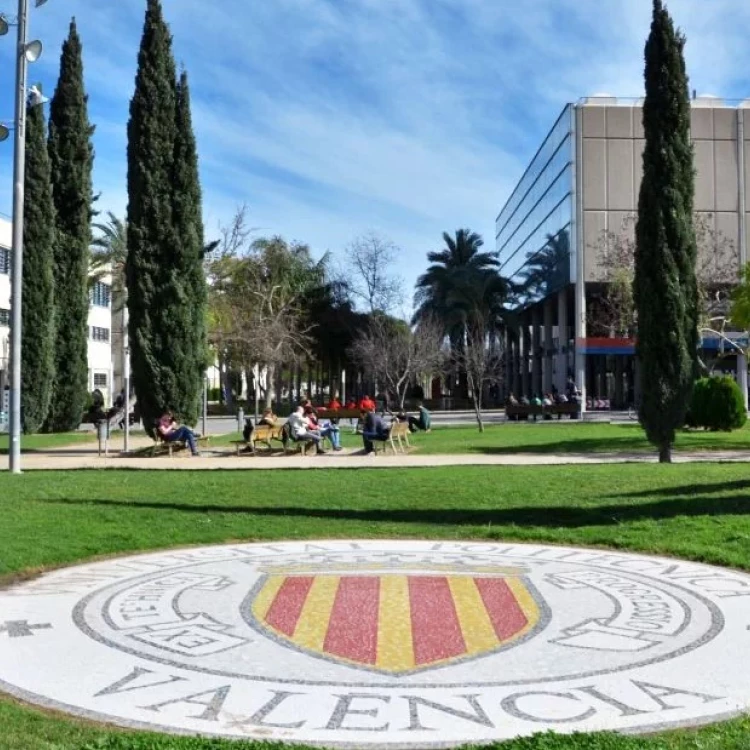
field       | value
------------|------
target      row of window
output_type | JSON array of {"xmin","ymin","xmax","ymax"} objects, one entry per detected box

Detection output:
[
  {"xmin": 0, "ymin": 248, "xmax": 8, "ymax": 275},
  {"xmin": 91, "ymin": 282, "xmax": 111, "ymax": 307},
  {"xmin": 1, "ymin": 311, "xmax": 111, "ymax": 347},
  {"xmin": 91, "ymin": 326, "xmax": 110, "ymax": 342}
]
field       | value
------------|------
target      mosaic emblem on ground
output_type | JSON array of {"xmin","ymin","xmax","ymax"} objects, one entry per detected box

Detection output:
[{"xmin": 1, "ymin": 541, "xmax": 750, "ymax": 748}]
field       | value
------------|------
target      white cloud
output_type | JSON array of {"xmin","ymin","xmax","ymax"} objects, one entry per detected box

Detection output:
[{"xmin": 0, "ymin": 0, "xmax": 748, "ymax": 301}]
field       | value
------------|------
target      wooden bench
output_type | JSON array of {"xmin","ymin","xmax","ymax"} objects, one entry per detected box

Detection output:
[
  {"xmin": 151, "ymin": 432, "xmax": 210, "ymax": 457},
  {"xmin": 231, "ymin": 423, "xmax": 284, "ymax": 455},
  {"xmin": 505, "ymin": 403, "xmax": 581, "ymax": 421},
  {"xmin": 370, "ymin": 420, "xmax": 411, "ymax": 454}
]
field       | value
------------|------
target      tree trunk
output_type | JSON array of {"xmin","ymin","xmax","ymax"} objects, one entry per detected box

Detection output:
[
  {"xmin": 658, "ymin": 444, "xmax": 672, "ymax": 463},
  {"xmin": 265, "ymin": 364, "xmax": 275, "ymax": 408},
  {"xmin": 221, "ymin": 361, "xmax": 233, "ymax": 408},
  {"xmin": 474, "ymin": 400, "xmax": 484, "ymax": 433}
]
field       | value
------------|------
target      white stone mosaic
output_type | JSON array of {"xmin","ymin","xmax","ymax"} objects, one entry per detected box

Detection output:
[{"xmin": 1, "ymin": 540, "xmax": 749, "ymax": 748}]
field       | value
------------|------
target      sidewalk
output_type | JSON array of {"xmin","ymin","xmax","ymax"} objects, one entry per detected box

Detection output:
[{"xmin": 3, "ymin": 437, "xmax": 749, "ymax": 470}]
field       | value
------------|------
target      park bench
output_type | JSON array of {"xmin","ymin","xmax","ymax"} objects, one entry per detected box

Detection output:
[
  {"xmin": 505, "ymin": 403, "xmax": 581, "ymax": 421},
  {"xmin": 231, "ymin": 423, "xmax": 284, "ymax": 455},
  {"xmin": 151, "ymin": 431, "xmax": 210, "ymax": 457},
  {"xmin": 371, "ymin": 420, "xmax": 412, "ymax": 454}
]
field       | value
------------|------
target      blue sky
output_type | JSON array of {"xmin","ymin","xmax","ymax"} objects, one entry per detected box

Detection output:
[{"xmin": 0, "ymin": 0, "xmax": 749, "ymax": 303}]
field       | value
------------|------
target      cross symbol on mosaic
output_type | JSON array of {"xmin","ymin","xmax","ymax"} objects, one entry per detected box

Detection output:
[{"xmin": 0, "ymin": 620, "xmax": 52, "ymax": 638}]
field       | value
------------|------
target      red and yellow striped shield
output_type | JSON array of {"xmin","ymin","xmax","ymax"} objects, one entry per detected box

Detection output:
[{"xmin": 249, "ymin": 569, "xmax": 542, "ymax": 674}]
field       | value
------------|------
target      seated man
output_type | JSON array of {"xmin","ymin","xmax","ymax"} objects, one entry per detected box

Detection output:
[
  {"xmin": 287, "ymin": 406, "xmax": 325, "ymax": 454},
  {"xmin": 304, "ymin": 404, "xmax": 341, "ymax": 451},
  {"xmin": 362, "ymin": 408, "xmax": 390, "ymax": 455},
  {"xmin": 408, "ymin": 401, "xmax": 432, "ymax": 433},
  {"xmin": 157, "ymin": 410, "xmax": 200, "ymax": 456}
]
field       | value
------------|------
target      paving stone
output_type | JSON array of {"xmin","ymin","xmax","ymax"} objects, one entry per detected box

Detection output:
[{"xmin": 1, "ymin": 540, "xmax": 749, "ymax": 747}]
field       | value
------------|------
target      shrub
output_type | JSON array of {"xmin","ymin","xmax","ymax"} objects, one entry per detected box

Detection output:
[{"xmin": 688, "ymin": 375, "xmax": 747, "ymax": 431}]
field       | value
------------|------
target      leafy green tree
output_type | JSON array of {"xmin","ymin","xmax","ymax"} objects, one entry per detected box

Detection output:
[
  {"xmin": 47, "ymin": 18, "xmax": 94, "ymax": 431},
  {"xmin": 21, "ymin": 95, "xmax": 56, "ymax": 433},
  {"xmin": 171, "ymin": 69, "xmax": 207, "ymax": 420},
  {"xmin": 127, "ymin": 0, "xmax": 205, "ymax": 430},
  {"xmin": 633, "ymin": 0, "xmax": 699, "ymax": 463}
]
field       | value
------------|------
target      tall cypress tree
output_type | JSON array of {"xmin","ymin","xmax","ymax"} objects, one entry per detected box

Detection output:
[
  {"xmin": 634, "ymin": 0, "xmax": 698, "ymax": 462},
  {"xmin": 47, "ymin": 18, "xmax": 93, "ymax": 432},
  {"xmin": 126, "ymin": 0, "xmax": 181, "ymax": 431},
  {"xmin": 172, "ymin": 70, "xmax": 206, "ymax": 423},
  {"xmin": 21, "ymin": 94, "xmax": 56, "ymax": 434}
]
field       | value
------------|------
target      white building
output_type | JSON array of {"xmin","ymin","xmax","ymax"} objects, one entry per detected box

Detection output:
[{"xmin": 0, "ymin": 217, "xmax": 114, "ymax": 407}]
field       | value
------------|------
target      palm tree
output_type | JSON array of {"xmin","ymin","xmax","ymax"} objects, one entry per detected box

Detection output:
[
  {"xmin": 413, "ymin": 229, "xmax": 500, "ymax": 329},
  {"xmin": 90, "ymin": 211, "xmax": 127, "ymax": 290},
  {"xmin": 413, "ymin": 229, "xmax": 513, "ymax": 399}
]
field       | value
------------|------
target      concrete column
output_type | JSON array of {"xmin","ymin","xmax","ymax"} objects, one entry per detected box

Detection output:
[
  {"xmin": 531, "ymin": 307, "xmax": 542, "ymax": 397},
  {"xmin": 738, "ymin": 353, "xmax": 749, "ymax": 412},
  {"xmin": 520, "ymin": 323, "xmax": 530, "ymax": 397},
  {"xmin": 556, "ymin": 288, "xmax": 568, "ymax": 392},
  {"xmin": 543, "ymin": 297, "xmax": 554, "ymax": 392},
  {"xmin": 573, "ymin": 105, "xmax": 586, "ymax": 411},
  {"xmin": 510, "ymin": 335, "xmax": 520, "ymax": 398}
]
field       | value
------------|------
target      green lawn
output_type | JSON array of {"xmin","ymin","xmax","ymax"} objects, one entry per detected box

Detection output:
[
  {"xmin": 1, "ymin": 465, "xmax": 750, "ymax": 749},
  {"xmin": 211, "ymin": 421, "xmax": 750, "ymax": 456},
  {"xmin": 0, "ymin": 431, "xmax": 98, "ymax": 455}
]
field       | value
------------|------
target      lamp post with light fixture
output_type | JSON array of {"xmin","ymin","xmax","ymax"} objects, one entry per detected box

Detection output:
[{"xmin": 1, "ymin": 0, "xmax": 48, "ymax": 473}]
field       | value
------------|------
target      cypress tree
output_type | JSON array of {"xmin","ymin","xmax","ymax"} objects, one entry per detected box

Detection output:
[
  {"xmin": 126, "ymin": 0, "xmax": 182, "ymax": 431},
  {"xmin": 21, "ymin": 93, "xmax": 56, "ymax": 433},
  {"xmin": 47, "ymin": 18, "xmax": 94, "ymax": 432},
  {"xmin": 634, "ymin": 0, "xmax": 698, "ymax": 462},
  {"xmin": 171, "ymin": 70, "xmax": 207, "ymax": 424}
]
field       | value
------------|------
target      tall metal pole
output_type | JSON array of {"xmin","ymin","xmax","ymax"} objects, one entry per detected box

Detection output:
[
  {"xmin": 202, "ymin": 375, "xmax": 207, "ymax": 437},
  {"xmin": 123, "ymin": 347, "xmax": 130, "ymax": 453},
  {"xmin": 9, "ymin": 0, "xmax": 29, "ymax": 474}
]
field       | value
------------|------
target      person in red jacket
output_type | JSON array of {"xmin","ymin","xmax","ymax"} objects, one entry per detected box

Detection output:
[
  {"xmin": 358, "ymin": 394, "xmax": 376, "ymax": 412},
  {"xmin": 327, "ymin": 396, "xmax": 342, "ymax": 411}
]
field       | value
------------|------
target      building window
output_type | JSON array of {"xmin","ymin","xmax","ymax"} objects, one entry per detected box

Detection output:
[
  {"xmin": 93, "ymin": 373, "xmax": 108, "ymax": 388},
  {"xmin": 91, "ymin": 281, "xmax": 111, "ymax": 308},
  {"xmin": 0, "ymin": 248, "xmax": 8, "ymax": 275},
  {"xmin": 0, "ymin": 308, "xmax": 9, "ymax": 326},
  {"xmin": 91, "ymin": 326, "xmax": 110, "ymax": 343}
]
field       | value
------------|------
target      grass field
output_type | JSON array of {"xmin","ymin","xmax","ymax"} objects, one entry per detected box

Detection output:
[
  {"xmin": 211, "ymin": 421, "xmax": 750, "ymax": 456},
  {"xmin": 1, "ymin": 464, "xmax": 750, "ymax": 749},
  {"xmin": 0, "ymin": 431, "xmax": 97, "ymax": 454}
]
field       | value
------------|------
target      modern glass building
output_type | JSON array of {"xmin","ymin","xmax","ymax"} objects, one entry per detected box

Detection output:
[{"xmin": 496, "ymin": 96, "xmax": 750, "ymax": 410}]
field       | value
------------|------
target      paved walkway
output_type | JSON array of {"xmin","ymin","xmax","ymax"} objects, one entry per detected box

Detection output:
[{"xmin": 3, "ymin": 435, "xmax": 749, "ymax": 470}]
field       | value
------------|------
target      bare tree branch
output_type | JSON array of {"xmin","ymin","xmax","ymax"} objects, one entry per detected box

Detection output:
[
  {"xmin": 346, "ymin": 232, "xmax": 405, "ymax": 314},
  {"xmin": 349, "ymin": 316, "xmax": 445, "ymax": 409}
]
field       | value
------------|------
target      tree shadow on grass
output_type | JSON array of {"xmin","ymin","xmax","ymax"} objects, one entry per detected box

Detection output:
[
  {"xmin": 467, "ymin": 438, "xmax": 650, "ymax": 455},
  {"xmin": 36, "ymin": 491, "xmax": 750, "ymax": 529}
]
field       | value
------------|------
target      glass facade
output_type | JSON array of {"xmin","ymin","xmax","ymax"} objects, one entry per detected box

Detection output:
[{"xmin": 496, "ymin": 106, "xmax": 574, "ymax": 304}]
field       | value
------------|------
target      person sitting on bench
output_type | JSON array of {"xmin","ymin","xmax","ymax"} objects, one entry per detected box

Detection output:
[
  {"xmin": 287, "ymin": 406, "xmax": 325, "ymax": 454},
  {"xmin": 157, "ymin": 410, "xmax": 200, "ymax": 456},
  {"xmin": 408, "ymin": 401, "xmax": 432, "ymax": 433},
  {"xmin": 362, "ymin": 407, "xmax": 390, "ymax": 455},
  {"xmin": 304, "ymin": 404, "xmax": 341, "ymax": 451}
]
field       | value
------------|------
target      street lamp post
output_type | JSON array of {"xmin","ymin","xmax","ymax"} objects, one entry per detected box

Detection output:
[{"xmin": 4, "ymin": 0, "xmax": 46, "ymax": 474}]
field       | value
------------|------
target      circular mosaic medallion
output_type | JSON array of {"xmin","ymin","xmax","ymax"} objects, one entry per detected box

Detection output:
[{"xmin": 1, "ymin": 540, "xmax": 749, "ymax": 748}]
